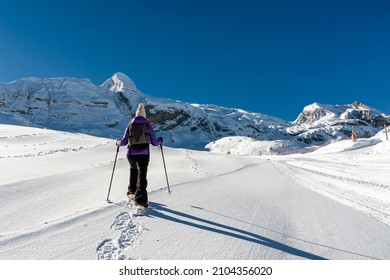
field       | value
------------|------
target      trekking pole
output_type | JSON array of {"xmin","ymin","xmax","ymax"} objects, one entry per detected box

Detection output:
[
  {"xmin": 106, "ymin": 145, "xmax": 120, "ymax": 202},
  {"xmin": 160, "ymin": 144, "xmax": 171, "ymax": 195}
]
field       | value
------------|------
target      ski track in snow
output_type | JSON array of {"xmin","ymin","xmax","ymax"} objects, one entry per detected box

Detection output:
[
  {"xmin": 0, "ymin": 135, "xmax": 111, "ymax": 159},
  {"xmin": 271, "ymin": 155, "xmax": 390, "ymax": 225}
]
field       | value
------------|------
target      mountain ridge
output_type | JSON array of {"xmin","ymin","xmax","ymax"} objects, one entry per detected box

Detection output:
[{"xmin": 1, "ymin": 73, "xmax": 389, "ymax": 153}]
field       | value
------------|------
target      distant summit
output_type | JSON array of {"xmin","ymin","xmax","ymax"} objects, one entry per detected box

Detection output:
[
  {"xmin": 101, "ymin": 72, "xmax": 138, "ymax": 93},
  {"xmin": 1, "ymin": 73, "xmax": 389, "ymax": 153},
  {"xmin": 294, "ymin": 101, "xmax": 385, "ymax": 126}
]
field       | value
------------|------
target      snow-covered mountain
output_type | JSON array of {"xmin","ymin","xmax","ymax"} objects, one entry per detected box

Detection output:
[
  {"xmin": 1, "ymin": 73, "xmax": 389, "ymax": 152},
  {"xmin": 292, "ymin": 101, "xmax": 388, "ymax": 141}
]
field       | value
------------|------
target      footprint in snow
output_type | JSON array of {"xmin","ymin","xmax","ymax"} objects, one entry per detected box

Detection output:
[{"xmin": 96, "ymin": 211, "xmax": 142, "ymax": 260}]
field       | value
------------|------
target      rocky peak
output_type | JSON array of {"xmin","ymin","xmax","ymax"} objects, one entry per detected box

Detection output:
[
  {"xmin": 293, "ymin": 102, "xmax": 337, "ymax": 125},
  {"xmin": 101, "ymin": 72, "xmax": 137, "ymax": 93}
]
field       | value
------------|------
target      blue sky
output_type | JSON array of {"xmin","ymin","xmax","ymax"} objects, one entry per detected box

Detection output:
[{"xmin": 1, "ymin": 0, "xmax": 389, "ymax": 121}]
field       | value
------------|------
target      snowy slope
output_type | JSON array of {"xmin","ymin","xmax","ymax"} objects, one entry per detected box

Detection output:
[{"xmin": 1, "ymin": 124, "xmax": 390, "ymax": 260}]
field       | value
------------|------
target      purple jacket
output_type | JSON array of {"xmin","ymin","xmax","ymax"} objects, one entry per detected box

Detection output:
[{"xmin": 116, "ymin": 116, "xmax": 162, "ymax": 155}]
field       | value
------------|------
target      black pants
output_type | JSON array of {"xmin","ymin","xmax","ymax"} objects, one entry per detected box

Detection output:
[{"xmin": 127, "ymin": 154, "xmax": 149, "ymax": 205}]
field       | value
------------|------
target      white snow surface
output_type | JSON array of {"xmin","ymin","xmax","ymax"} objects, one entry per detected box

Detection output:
[{"xmin": 1, "ymin": 124, "xmax": 390, "ymax": 260}]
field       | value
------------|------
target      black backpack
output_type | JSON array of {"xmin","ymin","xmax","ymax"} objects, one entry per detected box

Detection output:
[{"xmin": 129, "ymin": 123, "xmax": 150, "ymax": 150}]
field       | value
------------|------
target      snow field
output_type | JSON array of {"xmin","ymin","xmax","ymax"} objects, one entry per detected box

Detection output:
[{"xmin": 1, "ymin": 124, "xmax": 390, "ymax": 260}]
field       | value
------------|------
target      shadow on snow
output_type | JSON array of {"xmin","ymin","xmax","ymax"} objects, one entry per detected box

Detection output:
[
  {"xmin": 113, "ymin": 200, "xmax": 380, "ymax": 260},
  {"xmin": 146, "ymin": 202, "xmax": 327, "ymax": 260}
]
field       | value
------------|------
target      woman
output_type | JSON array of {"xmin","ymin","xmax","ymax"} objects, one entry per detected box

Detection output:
[{"xmin": 116, "ymin": 103, "xmax": 162, "ymax": 209}]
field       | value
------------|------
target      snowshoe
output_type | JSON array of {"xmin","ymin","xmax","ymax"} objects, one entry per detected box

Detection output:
[
  {"xmin": 127, "ymin": 192, "xmax": 136, "ymax": 207},
  {"xmin": 127, "ymin": 191, "xmax": 135, "ymax": 201},
  {"xmin": 134, "ymin": 203, "xmax": 149, "ymax": 216}
]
